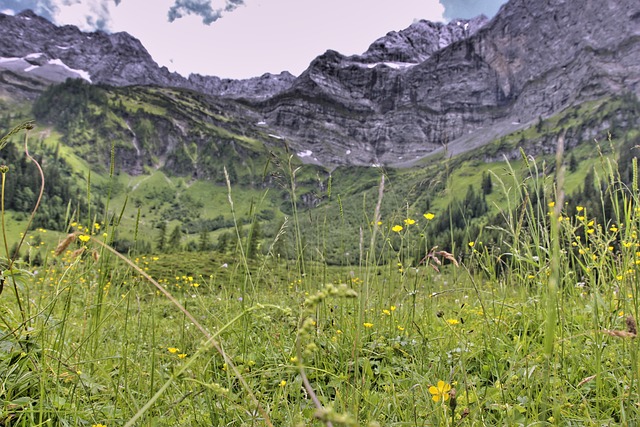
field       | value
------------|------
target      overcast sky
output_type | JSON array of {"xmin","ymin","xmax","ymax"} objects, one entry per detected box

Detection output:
[{"xmin": 0, "ymin": 0, "xmax": 507, "ymax": 79}]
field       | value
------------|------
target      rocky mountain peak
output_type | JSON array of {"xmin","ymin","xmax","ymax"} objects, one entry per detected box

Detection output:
[
  {"xmin": 0, "ymin": 10, "xmax": 293, "ymax": 99},
  {"xmin": 256, "ymin": 0, "xmax": 640, "ymax": 167},
  {"xmin": 359, "ymin": 16, "xmax": 488, "ymax": 64}
]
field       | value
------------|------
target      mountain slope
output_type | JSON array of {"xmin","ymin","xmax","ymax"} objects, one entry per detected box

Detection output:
[{"xmin": 252, "ymin": 0, "xmax": 640, "ymax": 166}]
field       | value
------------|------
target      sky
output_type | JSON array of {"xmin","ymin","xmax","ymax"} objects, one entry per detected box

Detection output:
[{"xmin": 0, "ymin": 0, "xmax": 507, "ymax": 79}]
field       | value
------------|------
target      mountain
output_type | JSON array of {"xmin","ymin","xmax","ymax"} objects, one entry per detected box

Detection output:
[
  {"xmin": 1, "ymin": 0, "xmax": 639, "ymax": 168},
  {"xmin": 0, "ymin": 9, "xmax": 292, "ymax": 100},
  {"xmin": 253, "ymin": 0, "xmax": 640, "ymax": 166}
]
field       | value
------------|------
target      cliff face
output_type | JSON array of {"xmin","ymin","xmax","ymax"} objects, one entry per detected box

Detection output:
[{"xmin": 254, "ymin": 0, "xmax": 640, "ymax": 166}]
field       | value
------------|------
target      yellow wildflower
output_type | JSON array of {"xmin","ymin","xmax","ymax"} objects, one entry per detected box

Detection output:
[
  {"xmin": 423, "ymin": 212, "xmax": 435, "ymax": 220},
  {"xmin": 404, "ymin": 218, "xmax": 416, "ymax": 225},
  {"xmin": 429, "ymin": 380, "xmax": 452, "ymax": 402},
  {"xmin": 78, "ymin": 234, "xmax": 90, "ymax": 243},
  {"xmin": 363, "ymin": 322, "xmax": 374, "ymax": 328},
  {"xmin": 167, "ymin": 347, "xmax": 179, "ymax": 354}
]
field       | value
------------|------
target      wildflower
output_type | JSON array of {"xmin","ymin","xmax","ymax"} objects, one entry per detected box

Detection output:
[
  {"xmin": 78, "ymin": 234, "xmax": 90, "ymax": 243},
  {"xmin": 392, "ymin": 225, "xmax": 403, "ymax": 233},
  {"xmin": 576, "ymin": 206, "xmax": 584, "ymax": 212},
  {"xmin": 468, "ymin": 241, "xmax": 475, "ymax": 248},
  {"xmin": 404, "ymin": 218, "xmax": 416, "ymax": 226},
  {"xmin": 382, "ymin": 309, "xmax": 391, "ymax": 316},
  {"xmin": 290, "ymin": 356, "xmax": 298, "ymax": 363},
  {"xmin": 424, "ymin": 212, "xmax": 435, "ymax": 220},
  {"xmin": 397, "ymin": 325, "xmax": 405, "ymax": 331},
  {"xmin": 178, "ymin": 353, "xmax": 187, "ymax": 359},
  {"xmin": 548, "ymin": 201, "xmax": 555, "ymax": 208},
  {"xmin": 429, "ymin": 380, "xmax": 452, "ymax": 402},
  {"xmin": 93, "ymin": 222, "xmax": 101, "ymax": 231},
  {"xmin": 167, "ymin": 347, "xmax": 179, "ymax": 354},
  {"xmin": 390, "ymin": 305, "xmax": 397, "ymax": 311},
  {"xmin": 363, "ymin": 322, "xmax": 374, "ymax": 328},
  {"xmin": 610, "ymin": 225, "xmax": 619, "ymax": 232},
  {"xmin": 92, "ymin": 424, "xmax": 107, "ymax": 427},
  {"xmin": 577, "ymin": 216, "xmax": 585, "ymax": 221},
  {"xmin": 446, "ymin": 319, "xmax": 460, "ymax": 325},
  {"xmin": 279, "ymin": 380, "xmax": 287, "ymax": 388}
]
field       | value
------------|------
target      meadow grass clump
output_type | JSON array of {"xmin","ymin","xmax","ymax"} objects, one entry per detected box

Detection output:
[{"xmin": 1, "ymin": 121, "xmax": 640, "ymax": 426}]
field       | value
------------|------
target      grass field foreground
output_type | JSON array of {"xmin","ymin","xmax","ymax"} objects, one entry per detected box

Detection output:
[{"xmin": 0, "ymin": 123, "xmax": 639, "ymax": 426}]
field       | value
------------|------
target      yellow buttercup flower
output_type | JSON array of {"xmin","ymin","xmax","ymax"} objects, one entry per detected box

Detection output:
[
  {"xmin": 429, "ymin": 380, "xmax": 452, "ymax": 402},
  {"xmin": 392, "ymin": 225, "xmax": 403, "ymax": 233},
  {"xmin": 423, "ymin": 212, "xmax": 435, "ymax": 220},
  {"xmin": 404, "ymin": 218, "xmax": 416, "ymax": 225}
]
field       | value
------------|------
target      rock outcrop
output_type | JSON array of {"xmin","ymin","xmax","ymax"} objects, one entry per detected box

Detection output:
[{"xmin": 253, "ymin": 0, "xmax": 640, "ymax": 166}]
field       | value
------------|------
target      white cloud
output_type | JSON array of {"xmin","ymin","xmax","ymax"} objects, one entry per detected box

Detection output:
[
  {"xmin": 114, "ymin": 0, "xmax": 445, "ymax": 78},
  {"xmin": 52, "ymin": 0, "xmax": 113, "ymax": 30}
]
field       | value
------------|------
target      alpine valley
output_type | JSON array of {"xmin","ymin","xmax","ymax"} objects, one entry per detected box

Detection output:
[{"xmin": 0, "ymin": 0, "xmax": 639, "ymax": 263}]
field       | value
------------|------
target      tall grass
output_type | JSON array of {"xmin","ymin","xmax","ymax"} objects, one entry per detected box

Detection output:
[{"xmin": 0, "ymin": 122, "xmax": 639, "ymax": 426}]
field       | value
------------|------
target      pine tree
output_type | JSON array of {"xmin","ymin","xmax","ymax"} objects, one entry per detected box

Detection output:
[
  {"xmin": 198, "ymin": 229, "xmax": 210, "ymax": 252},
  {"xmin": 156, "ymin": 222, "xmax": 167, "ymax": 252},
  {"xmin": 481, "ymin": 172, "xmax": 493, "ymax": 195},
  {"xmin": 247, "ymin": 221, "xmax": 262, "ymax": 259},
  {"xmin": 168, "ymin": 225, "xmax": 182, "ymax": 252}
]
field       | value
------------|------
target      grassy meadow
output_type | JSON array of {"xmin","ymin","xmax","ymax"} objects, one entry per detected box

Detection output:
[{"xmin": 2, "ymin": 119, "xmax": 640, "ymax": 427}]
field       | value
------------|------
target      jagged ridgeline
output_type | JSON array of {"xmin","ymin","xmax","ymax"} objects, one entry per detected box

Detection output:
[{"xmin": 31, "ymin": 78, "xmax": 290, "ymax": 182}]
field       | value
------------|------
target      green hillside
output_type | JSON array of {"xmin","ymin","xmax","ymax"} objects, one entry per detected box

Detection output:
[{"xmin": 0, "ymin": 81, "xmax": 639, "ymax": 267}]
